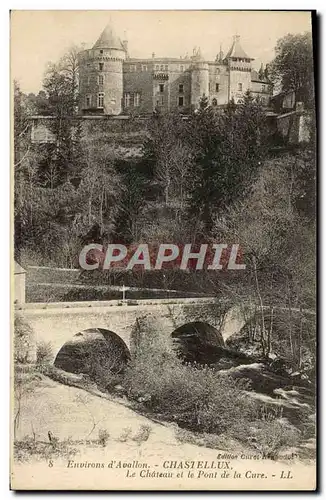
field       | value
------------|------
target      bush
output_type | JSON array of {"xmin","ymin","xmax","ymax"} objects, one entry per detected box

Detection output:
[
  {"xmin": 132, "ymin": 425, "xmax": 152, "ymax": 444},
  {"xmin": 14, "ymin": 315, "xmax": 34, "ymax": 364},
  {"xmin": 241, "ymin": 418, "xmax": 300, "ymax": 460},
  {"xmin": 117, "ymin": 427, "xmax": 132, "ymax": 443},
  {"xmin": 125, "ymin": 330, "xmax": 257, "ymax": 435},
  {"xmin": 36, "ymin": 341, "xmax": 53, "ymax": 365},
  {"xmin": 98, "ymin": 428, "xmax": 110, "ymax": 447},
  {"xmin": 14, "ymin": 435, "xmax": 77, "ymax": 463}
]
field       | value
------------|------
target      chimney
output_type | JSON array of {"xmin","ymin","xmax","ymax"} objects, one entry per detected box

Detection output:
[{"xmin": 122, "ymin": 39, "xmax": 129, "ymax": 58}]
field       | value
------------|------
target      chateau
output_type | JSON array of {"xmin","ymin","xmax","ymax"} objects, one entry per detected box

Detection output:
[{"xmin": 78, "ymin": 25, "xmax": 272, "ymax": 116}]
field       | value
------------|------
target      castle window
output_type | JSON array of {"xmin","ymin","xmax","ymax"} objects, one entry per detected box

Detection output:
[
  {"xmin": 165, "ymin": 65, "xmax": 168, "ymax": 71},
  {"xmin": 159, "ymin": 84, "xmax": 164, "ymax": 93},
  {"xmin": 134, "ymin": 92, "xmax": 140, "ymax": 107},
  {"xmin": 100, "ymin": 49, "xmax": 103, "ymax": 54},
  {"xmin": 178, "ymin": 96, "xmax": 184, "ymax": 106},
  {"xmin": 157, "ymin": 96, "xmax": 164, "ymax": 106},
  {"xmin": 261, "ymin": 84, "xmax": 265, "ymax": 92},
  {"xmin": 155, "ymin": 65, "xmax": 159, "ymax": 70},
  {"xmin": 238, "ymin": 83, "xmax": 243, "ymax": 91},
  {"xmin": 142, "ymin": 65, "xmax": 148, "ymax": 72},
  {"xmin": 179, "ymin": 84, "xmax": 184, "ymax": 93},
  {"xmin": 216, "ymin": 83, "xmax": 220, "ymax": 92},
  {"xmin": 98, "ymin": 74, "xmax": 104, "ymax": 85},
  {"xmin": 124, "ymin": 93, "xmax": 131, "ymax": 107},
  {"xmin": 180, "ymin": 65, "xmax": 184, "ymax": 72},
  {"xmin": 212, "ymin": 98, "xmax": 217, "ymax": 106},
  {"xmin": 87, "ymin": 76, "xmax": 90, "ymax": 85},
  {"xmin": 86, "ymin": 95, "xmax": 92, "ymax": 108},
  {"xmin": 99, "ymin": 63, "xmax": 104, "ymax": 71},
  {"xmin": 160, "ymin": 65, "xmax": 164, "ymax": 71},
  {"xmin": 98, "ymin": 92, "xmax": 104, "ymax": 108}
]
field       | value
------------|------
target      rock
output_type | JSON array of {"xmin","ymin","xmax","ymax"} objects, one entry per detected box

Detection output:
[{"xmin": 113, "ymin": 384, "xmax": 127, "ymax": 396}]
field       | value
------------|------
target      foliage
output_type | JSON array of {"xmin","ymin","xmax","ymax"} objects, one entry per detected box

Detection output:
[
  {"xmin": 124, "ymin": 329, "xmax": 304, "ymax": 456},
  {"xmin": 131, "ymin": 424, "xmax": 152, "ymax": 444},
  {"xmin": 185, "ymin": 94, "xmax": 267, "ymax": 234},
  {"xmin": 14, "ymin": 435, "xmax": 78, "ymax": 463},
  {"xmin": 269, "ymin": 32, "xmax": 314, "ymax": 109},
  {"xmin": 36, "ymin": 341, "xmax": 54, "ymax": 366},
  {"xmin": 125, "ymin": 329, "xmax": 257, "ymax": 434},
  {"xmin": 98, "ymin": 428, "xmax": 110, "ymax": 447},
  {"xmin": 234, "ymin": 417, "xmax": 300, "ymax": 460},
  {"xmin": 14, "ymin": 315, "xmax": 34, "ymax": 364},
  {"xmin": 214, "ymin": 151, "xmax": 316, "ymax": 363}
]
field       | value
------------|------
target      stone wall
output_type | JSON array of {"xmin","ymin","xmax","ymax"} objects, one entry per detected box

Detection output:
[{"xmin": 16, "ymin": 297, "xmax": 241, "ymax": 362}]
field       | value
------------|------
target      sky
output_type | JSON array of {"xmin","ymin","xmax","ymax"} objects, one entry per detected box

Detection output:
[{"xmin": 11, "ymin": 10, "xmax": 313, "ymax": 94}]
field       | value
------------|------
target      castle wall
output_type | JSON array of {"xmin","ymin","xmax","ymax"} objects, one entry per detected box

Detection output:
[
  {"xmin": 123, "ymin": 62, "xmax": 154, "ymax": 114},
  {"xmin": 78, "ymin": 32, "xmax": 272, "ymax": 115},
  {"xmin": 79, "ymin": 48, "xmax": 125, "ymax": 115},
  {"xmin": 168, "ymin": 66, "xmax": 192, "ymax": 112},
  {"xmin": 208, "ymin": 64, "xmax": 229, "ymax": 106},
  {"xmin": 251, "ymin": 80, "xmax": 271, "ymax": 106},
  {"xmin": 229, "ymin": 69, "xmax": 251, "ymax": 103},
  {"xmin": 191, "ymin": 62, "xmax": 209, "ymax": 107}
]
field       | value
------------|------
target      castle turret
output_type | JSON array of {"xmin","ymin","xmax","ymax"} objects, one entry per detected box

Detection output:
[
  {"xmin": 224, "ymin": 35, "xmax": 253, "ymax": 103},
  {"xmin": 78, "ymin": 24, "xmax": 126, "ymax": 115},
  {"xmin": 190, "ymin": 47, "xmax": 209, "ymax": 108}
]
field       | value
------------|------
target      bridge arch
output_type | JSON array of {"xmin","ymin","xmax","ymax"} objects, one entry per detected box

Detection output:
[
  {"xmin": 171, "ymin": 321, "xmax": 225, "ymax": 364},
  {"xmin": 54, "ymin": 328, "xmax": 130, "ymax": 387}
]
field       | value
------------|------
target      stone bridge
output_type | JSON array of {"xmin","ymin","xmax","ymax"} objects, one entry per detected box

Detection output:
[{"xmin": 15, "ymin": 297, "xmax": 247, "ymax": 362}]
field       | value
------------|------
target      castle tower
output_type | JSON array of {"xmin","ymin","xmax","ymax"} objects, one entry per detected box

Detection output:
[
  {"xmin": 78, "ymin": 24, "xmax": 126, "ymax": 115},
  {"xmin": 190, "ymin": 48, "xmax": 209, "ymax": 108},
  {"xmin": 224, "ymin": 35, "xmax": 253, "ymax": 103}
]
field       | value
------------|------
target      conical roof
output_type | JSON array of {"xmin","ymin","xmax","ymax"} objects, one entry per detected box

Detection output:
[
  {"xmin": 93, "ymin": 25, "xmax": 124, "ymax": 50},
  {"xmin": 225, "ymin": 35, "xmax": 251, "ymax": 60}
]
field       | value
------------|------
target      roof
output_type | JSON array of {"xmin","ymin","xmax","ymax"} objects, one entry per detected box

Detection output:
[
  {"xmin": 93, "ymin": 25, "xmax": 124, "ymax": 51},
  {"xmin": 251, "ymin": 69, "xmax": 270, "ymax": 84},
  {"xmin": 225, "ymin": 35, "xmax": 252, "ymax": 60},
  {"xmin": 14, "ymin": 261, "xmax": 26, "ymax": 275}
]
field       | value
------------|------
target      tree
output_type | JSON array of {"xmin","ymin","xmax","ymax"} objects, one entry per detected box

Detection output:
[
  {"xmin": 77, "ymin": 133, "xmax": 122, "ymax": 237},
  {"xmin": 143, "ymin": 111, "xmax": 191, "ymax": 207},
  {"xmin": 269, "ymin": 32, "xmax": 314, "ymax": 109},
  {"xmin": 214, "ymin": 153, "xmax": 316, "ymax": 365},
  {"xmin": 187, "ymin": 93, "xmax": 267, "ymax": 234}
]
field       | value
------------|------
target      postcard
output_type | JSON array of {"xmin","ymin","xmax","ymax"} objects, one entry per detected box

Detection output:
[{"xmin": 11, "ymin": 10, "xmax": 316, "ymax": 491}]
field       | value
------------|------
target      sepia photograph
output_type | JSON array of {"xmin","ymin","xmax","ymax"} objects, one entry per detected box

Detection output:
[{"xmin": 10, "ymin": 10, "xmax": 316, "ymax": 491}]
